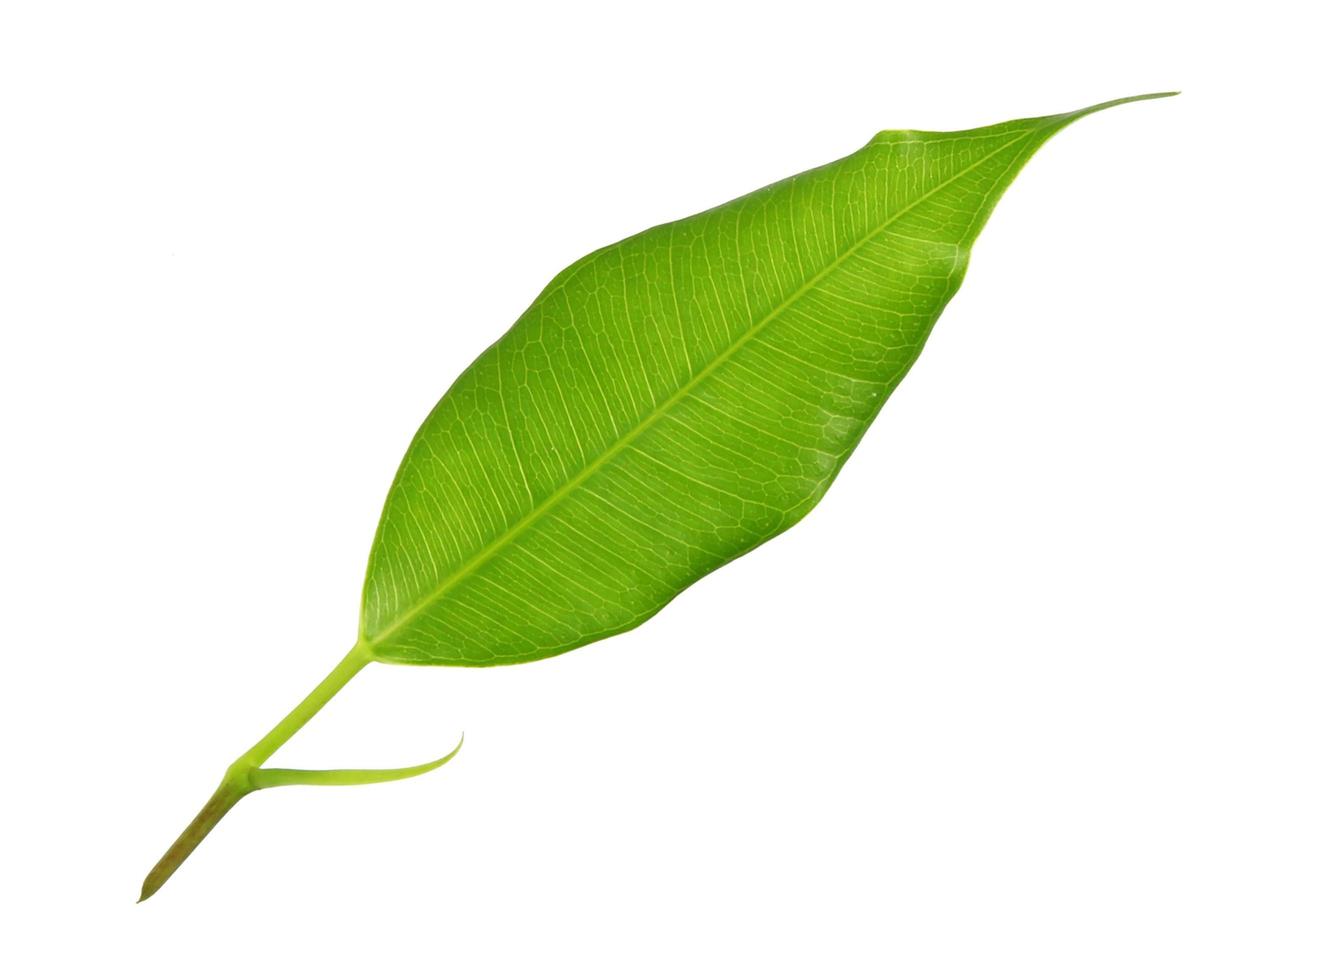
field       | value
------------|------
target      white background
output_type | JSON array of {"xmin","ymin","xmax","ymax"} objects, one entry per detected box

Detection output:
[{"xmin": 2, "ymin": 2, "xmax": 1327, "ymax": 977}]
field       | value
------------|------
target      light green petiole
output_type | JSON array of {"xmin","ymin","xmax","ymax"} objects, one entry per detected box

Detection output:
[{"xmin": 138, "ymin": 642, "xmax": 461, "ymax": 902}]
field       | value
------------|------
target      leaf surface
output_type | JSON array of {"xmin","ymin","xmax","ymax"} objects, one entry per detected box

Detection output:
[{"xmin": 362, "ymin": 94, "xmax": 1172, "ymax": 666}]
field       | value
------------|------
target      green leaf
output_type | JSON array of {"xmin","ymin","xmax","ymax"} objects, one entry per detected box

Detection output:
[
  {"xmin": 361, "ymin": 92, "xmax": 1176, "ymax": 667},
  {"xmin": 139, "ymin": 93, "xmax": 1175, "ymax": 900}
]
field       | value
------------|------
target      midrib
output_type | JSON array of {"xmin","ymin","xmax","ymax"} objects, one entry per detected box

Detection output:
[{"xmin": 367, "ymin": 131, "xmax": 1030, "ymax": 647}]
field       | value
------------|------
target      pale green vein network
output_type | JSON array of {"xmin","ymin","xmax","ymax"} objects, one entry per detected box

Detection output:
[{"xmin": 368, "ymin": 131, "xmax": 1024, "ymax": 645}]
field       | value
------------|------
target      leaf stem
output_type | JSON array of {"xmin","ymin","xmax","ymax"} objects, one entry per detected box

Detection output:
[
  {"xmin": 137, "ymin": 777, "xmax": 250, "ymax": 903},
  {"xmin": 237, "ymin": 642, "xmax": 375, "ymax": 770},
  {"xmin": 138, "ymin": 643, "xmax": 373, "ymax": 902}
]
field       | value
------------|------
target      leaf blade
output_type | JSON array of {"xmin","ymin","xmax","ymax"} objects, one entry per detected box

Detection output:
[{"xmin": 362, "ymin": 94, "xmax": 1174, "ymax": 666}]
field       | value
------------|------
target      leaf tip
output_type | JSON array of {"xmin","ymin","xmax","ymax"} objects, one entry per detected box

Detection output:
[{"xmin": 1056, "ymin": 91, "xmax": 1180, "ymax": 124}]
